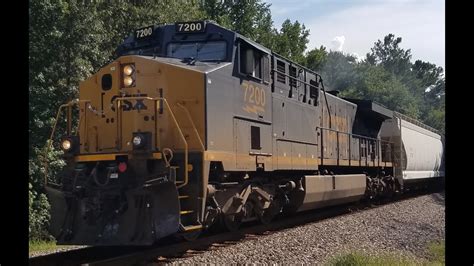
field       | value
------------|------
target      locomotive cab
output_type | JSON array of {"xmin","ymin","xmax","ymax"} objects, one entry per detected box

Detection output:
[{"xmin": 46, "ymin": 21, "xmax": 238, "ymax": 245}]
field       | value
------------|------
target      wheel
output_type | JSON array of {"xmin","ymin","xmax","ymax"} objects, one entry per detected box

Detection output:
[
  {"xmin": 257, "ymin": 199, "xmax": 281, "ymax": 225},
  {"xmin": 223, "ymin": 213, "xmax": 243, "ymax": 231}
]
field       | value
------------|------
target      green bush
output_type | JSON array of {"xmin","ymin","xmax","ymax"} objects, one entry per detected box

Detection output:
[
  {"xmin": 29, "ymin": 183, "xmax": 52, "ymax": 241},
  {"xmin": 29, "ymin": 145, "xmax": 65, "ymax": 241}
]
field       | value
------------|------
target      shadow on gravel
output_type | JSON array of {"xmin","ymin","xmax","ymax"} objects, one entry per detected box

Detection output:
[{"xmin": 431, "ymin": 191, "xmax": 445, "ymax": 206}]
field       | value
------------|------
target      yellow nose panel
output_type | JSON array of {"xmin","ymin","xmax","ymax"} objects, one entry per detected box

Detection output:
[{"xmin": 78, "ymin": 56, "xmax": 205, "ymax": 154}]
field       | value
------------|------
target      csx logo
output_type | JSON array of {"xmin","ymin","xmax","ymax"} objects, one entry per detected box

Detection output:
[{"xmin": 110, "ymin": 94, "xmax": 148, "ymax": 112}]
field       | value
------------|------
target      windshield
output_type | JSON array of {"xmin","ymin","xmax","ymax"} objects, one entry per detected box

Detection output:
[{"xmin": 167, "ymin": 41, "xmax": 227, "ymax": 61}]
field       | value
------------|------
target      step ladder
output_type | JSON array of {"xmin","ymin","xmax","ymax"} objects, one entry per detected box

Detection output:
[
  {"xmin": 162, "ymin": 100, "xmax": 205, "ymax": 233},
  {"xmin": 169, "ymin": 164, "xmax": 202, "ymax": 233}
]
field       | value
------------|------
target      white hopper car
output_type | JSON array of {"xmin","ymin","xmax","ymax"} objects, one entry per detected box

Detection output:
[{"xmin": 380, "ymin": 112, "xmax": 445, "ymax": 188}]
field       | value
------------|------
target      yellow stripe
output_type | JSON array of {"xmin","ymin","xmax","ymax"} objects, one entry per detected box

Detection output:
[
  {"xmin": 75, "ymin": 152, "xmax": 162, "ymax": 162},
  {"xmin": 152, "ymin": 152, "xmax": 162, "ymax": 160},
  {"xmin": 75, "ymin": 153, "xmax": 127, "ymax": 162},
  {"xmin": 205, "ymin": 151, "xmax": 394, "ymax": 169}
]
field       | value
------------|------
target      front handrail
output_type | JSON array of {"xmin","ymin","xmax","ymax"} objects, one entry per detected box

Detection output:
[
  {"xmin": 112, "ymin": 96, "xmax": 189, "ymax": 188},
  {"xmin": 44, "ymin": 99, "xmax": 90, "ymax": 186}
]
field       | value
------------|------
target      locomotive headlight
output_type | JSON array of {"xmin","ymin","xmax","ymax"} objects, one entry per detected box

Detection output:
[
  {"xmin": 123, "ymin": 76, "xmax": 134, "ymax": 87},
  {"xmin": 60, "ymin": 136, "xmax": 79, "ymax": 154},
  {"xmin": 132, "ymin": 136, "xmax": 142, "ymax": 146},
  {"xmin": 123, "ymin": 65, "xmax": 134, "ymax": 76},
  {"xmin": 122, "ymin": 63, "xmax": 136, "ymax": 87},
  {"xmin": 132, "ymin": 132, "xmax": 151, "ymax": 151},
  {"xmin": 61, "ymin": 139, "xmax": 72, "ymax": 151}
]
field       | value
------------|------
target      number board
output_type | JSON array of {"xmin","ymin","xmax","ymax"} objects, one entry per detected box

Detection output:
[
  {"xmin": 135, "ymin": 26, "xmax": 154, "ymax": 40},
  {"xmin": 175, "ymin": 21, "xmax": 206, "ymax": 33}
]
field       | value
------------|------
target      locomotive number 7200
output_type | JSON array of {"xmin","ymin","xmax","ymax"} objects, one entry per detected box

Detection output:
[
  {"xmin": 242, "ymin": 82, "xmax": 266, "ymax": 107},
  {"xmin": 135, "ymin": 26, "xmax": 153, "ymax": 40}
]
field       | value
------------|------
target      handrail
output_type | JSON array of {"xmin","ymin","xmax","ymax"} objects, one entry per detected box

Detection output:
[
  {"xmin": 161, "ymin": 98, "xmax": 189, "ymax": 189},
  {"xmin": 317, "ymin": 126, "xmax": 394, "ymax": 164},
  {"xmin": 45, "ymin": 96, "xmax": 192, "ymax": 189},
  {"xmin": 393, "ymin": 111, "xmax": 440, "ymax": 134},
  {"xmin": 316, "ymin": 126, "xmax": 393, "ymax": 144},
  {"xmin": 177, "ymin": 102, "xmax": 205, "ymax": 151},
  {"xmin": 44, "ymin": 99, "xmax": 89, "ymax": 186},
  {"xmin": 272, "ymin": 68, "xmax": 317, "ymax": 89},
  {"xmin": 112, "ymin": 96, "xmax": 189, "ymax": 189},
  {"xmin": 272, "ymin": 52, "xmax": 321, "ymax": 77}
]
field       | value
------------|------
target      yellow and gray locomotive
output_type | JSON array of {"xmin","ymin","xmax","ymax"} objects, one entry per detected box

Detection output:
[{"xmin": 46, "ymin": 21, "xmax": 444, "ymax": 245}]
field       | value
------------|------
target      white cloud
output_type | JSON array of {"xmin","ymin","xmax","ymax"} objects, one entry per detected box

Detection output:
[
  {"xmin": 304, "ymin": 0, "xmax": 445, "ymax": 68},
  {"xmin": 331, "ymin": 36, "xmax": 345, "ymax": 51},
  {"xmin": 350, "ymin": 52, "xmax": 364, "ymax": 62}
]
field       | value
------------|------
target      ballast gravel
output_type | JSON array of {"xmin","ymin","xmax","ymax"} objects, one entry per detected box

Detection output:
[
  {"xmin": 29, "ymin": 245, "xmax": 87, "ymax": 258},
  {"xmin": 168, "ymin": 192, "xmax": 445, "ymax": 264}
]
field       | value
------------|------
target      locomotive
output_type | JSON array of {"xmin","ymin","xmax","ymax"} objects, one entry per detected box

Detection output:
[{"xmin": 45, "ymin": 21, "xmax": 445, "ymax": 245}]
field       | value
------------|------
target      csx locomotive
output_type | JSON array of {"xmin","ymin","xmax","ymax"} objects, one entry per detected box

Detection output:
[{"xmin": 45, "ymin": 21, "xmax": 445, "ymax": 245}]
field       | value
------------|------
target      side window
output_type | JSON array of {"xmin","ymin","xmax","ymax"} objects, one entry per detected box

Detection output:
[
  {"xmin": 251, "ymin": 126, "xmax": 261, "ymax": 150},
  {"xmin": 254, "ymin": 52, "xmax": 262, "ymax": 79},
  {"xmin": 239, "ymin": 42, "xmax": 266, "ymax": 81}
]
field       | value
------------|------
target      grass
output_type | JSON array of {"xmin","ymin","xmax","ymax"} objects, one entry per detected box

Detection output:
[
  {"xmin": 427, "ymin": 241, "xmax": 445, "ymax": 265},
  {"xmin": 328, "ymin": 252, "xmax": 418, "ymax": 266},
  {"xmin": 329, "ymin": 240, "xmax": 445, "ymax": 266},
  {"xmin": 29, "ymin": 240, "xmax": 87, "ymax": 257},
  {"xmin": 29, "ymin": 240, "xmax": 58, "ymax": 254}
]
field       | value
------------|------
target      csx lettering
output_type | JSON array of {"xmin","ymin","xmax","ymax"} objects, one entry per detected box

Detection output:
[
  {"xmin": 121, "ymin": 99, "xmax": 148, "ymax": 111},
  {"xmin": 110, "ymin": 94, "xmax": 148, "ymax": 112}
]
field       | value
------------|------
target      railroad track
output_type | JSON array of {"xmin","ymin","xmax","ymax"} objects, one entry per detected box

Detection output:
[{"xmin": 29, "ymin": 188, "xmax": 439, "ymax": 266}]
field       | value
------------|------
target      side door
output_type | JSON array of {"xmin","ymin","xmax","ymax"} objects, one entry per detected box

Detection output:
[{"xmin": 233, "ymin": 40, "xmax": 273, "ymax": 171}]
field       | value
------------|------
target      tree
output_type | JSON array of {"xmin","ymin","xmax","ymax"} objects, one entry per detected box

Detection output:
[
  {"xmin": 272, "ymin": 19, "xmax": 310, "ymax": 64},
  {"xmin": 365, "ymin": 33, "xmax": 444, "ymax": 130},
  {"xmin": 201, "ymin": 0, "xmax": 232, "ymax": 27},
  {"xmin": 304, "ymin": 45, "xmax": 328, "ymax": 72},
  {"xmin": 413, "ymin": 60, "xmax": 443, "ymax": 86},
  {"xmin": 366, "ymin": 33, "xmax": 413, "ymax": 79},
  {"xmin": 341, "ymin": 65, "xmax": 419, "ymax": 118},
  {"xmin": 201, "ymin": 0, "xmax": 275, "ymax": 49},
  {"xmin": 319, "ymin": 51, "xmax": 358, "ymax": 91}
]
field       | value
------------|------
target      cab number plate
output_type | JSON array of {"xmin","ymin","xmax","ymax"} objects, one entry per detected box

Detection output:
[
  {"xmin": 135, "ymin": 26, "xmax": 153, "ymax": 40},
  {"xmin": 175, "ymin": 21, "xmax": 205, "ymax": 33}
]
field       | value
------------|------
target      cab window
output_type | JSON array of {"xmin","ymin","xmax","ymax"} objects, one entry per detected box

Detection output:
[
  {"xmin": 167, "ymin": 41, "xmax": 227, "ymax": 61},
  {"xmin": 239, "ymin": 42, "xmax": 269, "ymax": 82}
]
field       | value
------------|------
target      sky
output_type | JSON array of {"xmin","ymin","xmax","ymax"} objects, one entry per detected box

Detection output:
[{"xmin": 266, "ymin": 0, "xmax": 445, "ymax": 69}]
